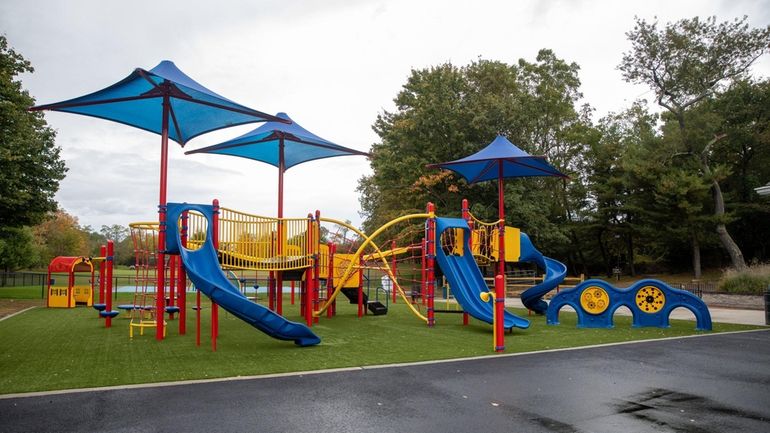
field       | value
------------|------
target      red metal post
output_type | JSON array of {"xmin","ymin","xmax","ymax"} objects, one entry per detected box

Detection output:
[
  {"xmin": 268, "ymin": 271, "xmax": 275, "ymax": 311},
  {"xmin": 327, "ymin": 242, "xmax": 335, "ymax": 318},
  {"xmin": 313, "ymin": 210, "xmax": 321, "ymax": 323},
  {"xmin": 495, "ymin": 274, "xmax": 505, "ymax": 352},
  {"xmin": 463, "ymin": 198, "xmax": 474, "ymax": 251},
  {"xmin": 305, "ymin": 214, "xmax": 314, "ymax": 327},
  {"xmin": 155, "ymin": 91, "xmax": 170, "ymax": 341},
  {"xmin": 496, "ymin": 162, "xmax": 506, "ymax": 351},
  {"xmin": 68, "ymin": 268, "xmax": 74, "ymax": 308},
  {"xmin": 168, "ymin": 255, "xmax": 176, "ymax": 320},
  {"xmin": 178, "ymin": 210, "xmax": 188, "ymax": 335},
  {"xmin": 426, "ymin": 203, "xmax": 436, "ymax": 327},
  {"xmin": 391, "ymin": 240, "xmax": 397, "ymax": 303},
  {"xmin": 277, "ymin": 272, "xmax": 283, "ymax": 315},
  {"xmin": 497, "ymin": 161, "xmax": 506, "ymax": 279},
  {"xmin": 291, "ymin": 280, "xmax": 295, "ymax": 305},
  {"xmin": 212, "ymin": 199, "xmax": 220, "ymax": 351},
  {"xmin": 105, "ymin": 240, "xmax": 114, "ymax": 328},
  {"xmin": 99, "ymin": 245, "xmax": 106, "ymax": 306},
  {"xmin": 420, "ymin": 238, "xmax": 427, "ymax": 306}
]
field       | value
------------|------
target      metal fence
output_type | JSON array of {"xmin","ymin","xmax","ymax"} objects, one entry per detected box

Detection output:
[
  {"xmin": 0, "ymin": 272, "xmax": 150, "ymax": 299},
  {"xmin": 0, "ymin": 272, "xmax": 47, "ymax": 288},
  {"xmin": 669, "ymin": 281, "xmax": 718, "ymax": 298}
]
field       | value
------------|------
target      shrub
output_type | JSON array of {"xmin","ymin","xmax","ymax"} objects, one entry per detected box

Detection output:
[{"xmin": 719, "ymin": 264, "xmax": 770, "ymax": 295}]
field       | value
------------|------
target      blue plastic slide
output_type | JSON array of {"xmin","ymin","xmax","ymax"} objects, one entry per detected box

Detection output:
[
  {"xmin": 434, "ymin": 218, "xmax": 530, "ymax": 329},
  {"xmin": 519, "ymin": 232, "xmax": 567, "ymax": 314},
  {"xmin": 165, "ymin": 203, "xmax": 320, "ymax": 347}
]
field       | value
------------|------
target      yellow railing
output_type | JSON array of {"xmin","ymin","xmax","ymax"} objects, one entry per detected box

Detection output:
[{"xmin": 184, "ymin": 207, "xmax": 317, "ymax": 271}]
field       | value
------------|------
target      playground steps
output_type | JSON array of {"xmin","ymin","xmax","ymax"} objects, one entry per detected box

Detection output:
[
  {"xmin": 367, "ymin": 301, "xmax": 388, "ymax": 315},
  {"xmin": 340, "ymin": 288, "xmax": 388, "ymax": 315}
]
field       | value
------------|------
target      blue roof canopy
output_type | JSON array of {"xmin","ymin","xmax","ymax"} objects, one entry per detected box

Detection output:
[
  {"xmin": 31, "ymin": 60, "xmax": 284, "ymax": 145},
  {"xmin": 186, "ymin": 112, "xmax": 369, "ymax": 170},
  {"xmin": 428, "ymin": 135, "xmax": 567, "ymax": 183}
]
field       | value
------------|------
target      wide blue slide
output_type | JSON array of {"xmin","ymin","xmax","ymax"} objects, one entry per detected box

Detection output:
[
  {"xmin": 434, "ymin": 218, "xmax": 530, "ymax": 330},
  {"xmin": 519, "ymin": 232, "xmax": 567, "ymax": 314},
  {"xmin": 165, "ymin": 203, "xmax": 320, "ymax": 346}
]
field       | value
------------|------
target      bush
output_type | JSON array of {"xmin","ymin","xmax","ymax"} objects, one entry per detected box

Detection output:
[{"xmin": 719, "ymin": 264, "xmax": 770, "ymax": 295}]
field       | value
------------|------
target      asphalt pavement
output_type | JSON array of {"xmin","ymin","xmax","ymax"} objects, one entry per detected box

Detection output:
[{"xmin": 1, "ymin": 329, "xmax": 769, "ymax": 433}]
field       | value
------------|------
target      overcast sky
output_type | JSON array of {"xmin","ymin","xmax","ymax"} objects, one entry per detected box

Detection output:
[{"xmin": 2, "ymin": 0, "xmax": 768, "ymax": 230}]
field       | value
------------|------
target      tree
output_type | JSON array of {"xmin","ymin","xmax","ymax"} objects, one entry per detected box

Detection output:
[
  {"xmin": 100, "ymin": 224, "xmax": 129, "ymax": 243},
  {"xmin": 0, "ymin": 227, "xmax": 38, "ymax": 274},
  {"xmin": 0, "ymin": 35, "xmax": 67, "ymax": 228},
  {"xmin": 33, "ymin": 210, "xmax": 89, "ymax": 264},
  {"xmin": 619, "ymin": 16, "xmax": 770, "ymax": 272},
  {"xmin": 359, "ymin": 52, "xmax": 591, "ymax": 262}
]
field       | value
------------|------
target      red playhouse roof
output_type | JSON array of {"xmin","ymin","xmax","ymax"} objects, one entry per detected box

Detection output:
[{"xmin": 48, "ymin": 256, "xmax": 93, "ymax": 274}]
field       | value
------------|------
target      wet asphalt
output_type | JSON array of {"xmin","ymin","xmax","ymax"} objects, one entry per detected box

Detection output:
[{"xmin": 1, "ymin": 330, "xmax": 769, "ymax": 433}]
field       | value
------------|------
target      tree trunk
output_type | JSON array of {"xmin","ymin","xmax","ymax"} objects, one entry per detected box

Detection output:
[
  {"xmin": 710, "ymin": 178, "xmax": 747, "ymax": 271},
  {"xmin": 597, "ymin": 230, "xmax": 611, "ymax": 277},
  {"xmin": 569, "ymin": 229, "xmax": 588, "ymax": 276},
  {"xmin": 692, "ymin": 235, "xmax": 702, "ymax": 279},
  {"xmin": 625, "ymin": 233, "xmax": 636, "ymax": 276}
]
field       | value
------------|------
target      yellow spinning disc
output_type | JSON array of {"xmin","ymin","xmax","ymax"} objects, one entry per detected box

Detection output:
[
  {"xmin": 580, "ymin": 286, "xmax": 609, "ymax": 315},
  {"xmin": 636, "ymin": 285, "xmax": 666, "ymax": 313}
]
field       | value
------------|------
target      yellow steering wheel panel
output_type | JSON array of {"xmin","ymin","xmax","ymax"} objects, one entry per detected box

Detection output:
[
  {"xmin": 580, "ymin": 286, "xmax": 609, "ymax": 315},
  {"xmin": 636, "ymin": 285, "xmax": 666, "ymax": 313}
]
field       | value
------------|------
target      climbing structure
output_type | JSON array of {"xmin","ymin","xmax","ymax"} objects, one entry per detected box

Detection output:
[{"xmin": 128, "ymin": 222, "xmax": 168, "ymax": 338}]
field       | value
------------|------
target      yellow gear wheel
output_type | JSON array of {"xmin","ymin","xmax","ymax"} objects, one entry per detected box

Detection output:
[
  {"xmin": 580, "ymin": 286, "xmax": 609, "ymax": 315},
  {"xmin": 636, "ymin": 285, "xmax": 666, "ymax": 313}
]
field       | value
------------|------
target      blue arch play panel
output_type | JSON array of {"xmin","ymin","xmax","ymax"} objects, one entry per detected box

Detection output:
[{"xmin": 546, "ymin": 279, "xmax": 712, "ymax": 331}]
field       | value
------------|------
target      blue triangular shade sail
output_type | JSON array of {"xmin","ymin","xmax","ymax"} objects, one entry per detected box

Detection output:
[
  {"xmin": 185, "ymin": 112, "xmax": 370, "ymax": 170},
  {"xmin": 31, "ymin": 60, "xmax": 284, "ymax": 145},
  {"xmin": 428, "ymin": 135, "xmax": 567, "ymax": 183}
]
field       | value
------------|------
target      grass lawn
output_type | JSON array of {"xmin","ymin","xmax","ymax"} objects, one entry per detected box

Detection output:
[
  {"xmin": 0, "ymin": 294, "xmax": 759, "ymax": 395},
  {"xmin": 0, "ymin": 286, "xmax": 46, "ymax": 299}
]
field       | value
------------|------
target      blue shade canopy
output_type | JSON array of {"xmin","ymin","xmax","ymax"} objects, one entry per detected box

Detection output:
[
  {"xmin": 185, "ymin": 112, "xmax": 370, "ymax": 170},
  {"xmin": 428, "ymin": 135, "xmax": 567, "ymax": 183},
  {"xmin": 31, "ymin": 60, "xmax": 284, "ymax": 145}
]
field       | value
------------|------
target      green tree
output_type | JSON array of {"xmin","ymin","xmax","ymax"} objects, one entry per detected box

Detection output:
[
  {"xmin": 618, "ymin": 15, "xmax": 770, "ymax": 272},
  {"xmin": 359, "ymin": 52, "xmax": 591, "ymax": 263},
  {"xmin": 583, "ymin": 102, "xmax": 660, "ymax": 276},
  {"xmin": 0, "ymin": 35, "xmax": 66, "ymax": 228},
  {"xmin": 100, "ymin": 224, "xmax": 129, "ymax": 243},
  {"xmin": 0, "ymin": 227, "xmax": 38, "ymax": 274}
]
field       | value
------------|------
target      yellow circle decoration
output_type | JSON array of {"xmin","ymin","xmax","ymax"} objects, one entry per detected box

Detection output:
[
  {"xmin": 635, "ymin": 285, "xmax": 666, "ymax": 313},
  {"xmin": 579, "ymin": 286, "xmax": 609, "ymax": 315}
]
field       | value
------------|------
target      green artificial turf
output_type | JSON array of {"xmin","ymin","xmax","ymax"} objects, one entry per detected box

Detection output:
[
  {"xmin": 0, "ymin": 296, "xmax": 760, "ymax": 394},
  {"xmin": 0, "ymin": 286, "xmax": 46, "ymax": 299}
]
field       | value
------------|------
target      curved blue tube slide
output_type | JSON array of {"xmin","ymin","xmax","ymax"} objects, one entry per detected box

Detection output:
[
  {"xmin": 434, "ymin": 218, "xmax": 530, "ymax": 330},
  {"xmin": 519, "ymin": 232, "xmax": 567, "ymax": 314},
  {"xmin": 165, "ymin": 203, "xmax": 320, "ymax": 347}
]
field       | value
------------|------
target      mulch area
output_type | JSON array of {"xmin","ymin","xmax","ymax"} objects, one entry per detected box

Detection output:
[{"xmin": 0, "ymin": 299, "xmax": 43, "ymax": 319}]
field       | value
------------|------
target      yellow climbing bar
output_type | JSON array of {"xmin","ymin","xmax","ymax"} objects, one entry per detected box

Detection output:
[{"xmin": 316, "ymin": 214, "xmax": 431, "ymax": 322}]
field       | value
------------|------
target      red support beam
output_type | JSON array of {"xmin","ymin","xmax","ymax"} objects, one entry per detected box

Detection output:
[
  {"xmin": 105, "ymin": 240, "xmax": 114, "ymax": 328},
  {"xmin": 178, "ymin": 210, "xmax": 188, "ymax": 335},
  {"xmin": 426, "ymin": 202, "xmax": 436, "ymax": 327}
]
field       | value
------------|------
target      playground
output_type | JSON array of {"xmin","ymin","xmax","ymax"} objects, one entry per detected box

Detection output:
[{"xmin": 0, "ymin": 59, "xmax": 765, "ymax": 399}]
